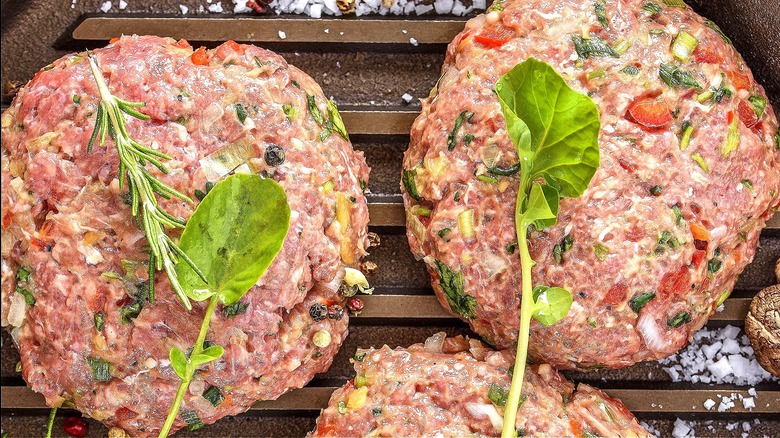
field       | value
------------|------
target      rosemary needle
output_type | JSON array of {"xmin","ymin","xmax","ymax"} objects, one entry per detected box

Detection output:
[{"xmin": 86, "ymin": 54, "xmax": 206, "ymax": 310}]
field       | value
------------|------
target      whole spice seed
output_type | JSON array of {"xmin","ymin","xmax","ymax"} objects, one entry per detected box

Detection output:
[
  {"xmin": 346, "ymin": 297, "xmax": 364, "ymax": 314},
  {"xmin": 328, "ymin": 304, "xmax": 344, "ymax": 320},
  {"xmin": 63, "ymin": 417, "xmax": 89, "ymax": 437},
  {"xmin": 360, "ymin": 260, "xmax": 378, "ymax": 276},
  {"xmin": 309, "ymin": 303, "xmax": 327, "ymax": 321},
  {"xmin": 313, "ymin": 329, "xmax": 332, "ymax": 348},
  {"xmin": 264, "ymin": 144, "xmax": 286, "ymax": 166}
]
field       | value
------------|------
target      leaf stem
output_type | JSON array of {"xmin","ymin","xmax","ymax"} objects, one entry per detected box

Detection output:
[
  {"xmin": 158, "ymin": 296, "xmax": 220, "ymax": 437},
  {"xmin": 45, "ymin": 406, "xmax": 57, "ymax": 438},
  {"xmin": 501, "ymin": 222, "xmax": 534, "ymax": 438}
]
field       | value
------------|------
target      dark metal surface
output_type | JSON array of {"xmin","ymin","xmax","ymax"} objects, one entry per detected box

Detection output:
[{"xmin": 2, "ymin": 1, "xmax": 780, "ymax": 437}]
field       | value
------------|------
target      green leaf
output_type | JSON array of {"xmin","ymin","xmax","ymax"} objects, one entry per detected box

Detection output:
[
  {"xmin": 488, "ymin": 383, "xmax": 509, "ymax": 407},
  {"xmin": 176, "ymin": 174, "xmax": 290, "ymax": 305},
  {"xmin": 432, "ymin": 259, "xmax": 476, "ymax": 319},
  {"xmin": 170, "ymin": 347, "xmax": 189, "ymax": 380},
  {"xmin": 529, "ymin": 285, "xmax": 573, "ymax": 326},
  {"xmin": 191, "ymin": 345, "xmax": 225, "ymax": 366},
  {"xmin": 520, "ymin": 182, "xmax": 559, "ymax": 230},
  {"xmin": 496, "ymin": 58, "xmax": 600, "ymax": 200}
]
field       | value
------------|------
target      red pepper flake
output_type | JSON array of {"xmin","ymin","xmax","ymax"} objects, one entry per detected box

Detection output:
[
  {"xmin": 736, "ymin": 99, "xmax": 760, "ymax": 129},
  {"xmin": 63, "ymin": 416, "xmax": 89, "ymax": 437},
  {"xmin": 691, "ymin": 249, "xmax": 707, "ymax": 268},
  {"xmin": 603, "ymin": 283, "xmax": 627, "ymax": 306},
  {"xmin": 659, "ymin": 265, "xmax": 692, "ymax": 298},
  {"xmin": 474, "ymin": 24, "xmax": 514, "ymax": 48},
  {"xmin": 625, "ymin": 96, "xmax": 673, "ymax": 130}
]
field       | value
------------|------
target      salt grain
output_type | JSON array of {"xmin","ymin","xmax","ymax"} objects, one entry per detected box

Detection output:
[
  {"xmin": 119, "ymin": 0, "xmax": 127, "ymax": 9},
  {"xmin": 401, "ymin": 93, "xmax": 413, "ymax": 103},
  {"xmin": 179, "ymin": 4, "xmax": 189, "ymax": 13},
  {"xmin": 208, "ymin": 2, "xmax": 224, "ymax": 12},
  {"xmin": 279, "ymin": 30, "xmax": 287, "ymax": 39},
  {"xmin": 672, "ymin": 418, "xmax": 694, "ymax": 438},
  {"xmin": 409, "ymin": 37, "xmax": 418, "ymax": 46},
  {"xmin": 703, "ymin": 398, "xmax": 716, "ymax": 410},
  {"xmin": 100, "ymin": 1, "xmax": 112, "ymax": 12},
  {"xmin": 742, "ymin": 397, "xmax": 755, "ymax": 409}
]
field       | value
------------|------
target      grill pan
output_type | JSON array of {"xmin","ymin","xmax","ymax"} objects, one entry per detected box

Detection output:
[{"xmin": 1, "ymin": 0, "xmax": 779, "ymax": 436}]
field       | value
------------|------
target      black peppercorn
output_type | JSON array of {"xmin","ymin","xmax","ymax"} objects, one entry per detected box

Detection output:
[
  {"xmin": 327, "ymin": 304, "xmax": 344, "ymax": 321},
  {"xmin": 309, "ymin": 303, "xmax": 327, "ymax": 321},
  {"xmin": 264, "ymin": 144, "xmax": 286, "ymax": 166}
]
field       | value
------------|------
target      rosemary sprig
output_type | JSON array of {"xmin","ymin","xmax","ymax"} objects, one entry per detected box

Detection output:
[{"xmin": 86, "ymin": 54, "xmax": 206, "ymax": 310}]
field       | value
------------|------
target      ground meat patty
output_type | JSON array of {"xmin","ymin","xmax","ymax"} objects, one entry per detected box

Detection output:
[
  {"xmin": 311, "ymin": 333, "xmax": 650, "ymax": 437},
  {"xmin": 403, "ymin": 0, "xmax": 780, "ymax": 370},
  {"xmin": 0, "ymin": 35, "xmax": 370, "ymax": 436}
]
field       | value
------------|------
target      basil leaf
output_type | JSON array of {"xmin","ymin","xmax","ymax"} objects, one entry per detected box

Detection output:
[
  {"xmin": 530, "ymin": 285, "xmax": 573, "ymax": 326},
  {"xmin": 496, "ymin": 58, "xmax": 600, "ymax": 201},
  {"xmin": 170, "ymin": 347, "xmax": 189, "ymax": 380},
  {"xmin": 176, "ymin": 174, "xmax": 290, "ymax": 305}
]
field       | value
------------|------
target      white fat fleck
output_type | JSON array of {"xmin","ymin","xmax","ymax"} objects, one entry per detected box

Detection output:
[
  {"xmin": 78, "ymin": 244, "xmax": 104, "ymax": 265},
  {"xmin": 7, "ymin": 293, "xmax": 27, "ymax": 327},
  {"xmin": 564, "ymin": 223, "xmax": 573, "ymax": 235},
  {"xmin": 453, "ymin": 363, "xmax": 465, "ymax": 371}
]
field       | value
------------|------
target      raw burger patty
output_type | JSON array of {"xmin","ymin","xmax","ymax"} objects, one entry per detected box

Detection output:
[
  {"xmin": 311, "ymin": 333, "xmax": 650, "ymax": 437},
  {"xmin": 402, "ymin": 0, "xmax": 780, "ymax": 369},
  {"xmin": 1, "ymin": 35, "xmax": 370, "ymax": 436}
]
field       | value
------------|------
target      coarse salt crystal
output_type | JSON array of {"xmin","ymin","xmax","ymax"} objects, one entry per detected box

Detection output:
[
  {"xmin": 708, "ymin": 356, "xmax": 733, "ymax": 380},
  {"xmin": 409, "ymin": 37, "xmax": 418, "ymax": 46},
  {"xmin": 672, "ymin": 418, "xmax": 694, "ymax": 438},
  {"xmin": 118, "ymin": 0, "xmax": 127, "ymax": 9},
  {"xmin": 742, "ymin": 397, "xmax": 755, "ymax": 409},
  {"xmin": 100, "ymin": 1, "xmax": 112, "ymax": 12},
  {"xmin": 309, "ymin": 3, "xmax": 323, "ymax": 18},
  {"xmin": 208, "ymin": 2, "xmax": 224, "ymax": 12},
  {"xmin": 703, "ymin": 398, "xmax": 716, "ymax": 410},
  {"xmin": 279, "ymin": 31, "xmax": 287, "ymax": 39},
  {"xmin": 179, "ymin": 4, "xmax": 189, "ymax": 14},
  {"xmin": 401, "ymin": 93, "xmax": 413, "ymax": 103},
  {"xmin": 748, "ymin": 387, "xmax": 757, "ymax": 397}
]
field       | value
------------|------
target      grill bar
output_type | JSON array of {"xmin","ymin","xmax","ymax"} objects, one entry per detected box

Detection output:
[
  {"xmin": 70, "ymin": 16, "xmax": 467, "ymax": 45},
  {"xmin": 3, "ymin": 386, "xmax": 777, "ymax": 414}
]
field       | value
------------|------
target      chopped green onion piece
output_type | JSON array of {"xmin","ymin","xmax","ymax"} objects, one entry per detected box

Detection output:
[
  {"xmin": 355, "ymin": 372, "xmax": 368, "ymax": 388},
  {"xmin": 671, "ymin": 31, "xmax": 698, "ymax": 62},
  {"xmin": 629, "ymin": 292, "xmax": 656, "ymax": 313},
  {"xmin": 203, "ymin": 386, "xmax": 225, "ymax": 407},
  {"xmin": 667, "ymin": 311, "xmax": 691, "ymax": 328},
  {"xmin": 708, "ymin": 257, "xmax": 722, "ymax": 274},
  {"xmin": 593, "ymin": 243, "xmax": 609, "ymax": 260},
  {"xmin": 447, "ymin": 110, "xmax": 474, "ymax": 151},
  {"xmin": 642, "ymin": 2, "xmax": 662, "ymax": 14},
  {"xmin": 17, "ymin": 267, "xmax": 31, "ymax": 283},
  {"xmin": 748, "ymin": 95, "xmax": 767, "ymax": 118},
  {"xmin": 587, "ymin": 69, "xmax": 607, "ymax": 80},
  {"xmin": 715, "ymin": 289, "xmax": 731, "ymax": 307},
  {"xmin": 621, "ymin": 65, "xmax": 640, "ymax": 76},
  {"xmin": 696, "ymin": 90, "xmax": 713, "ymax": 103},
  {"xmin": 411, "ymin": 206, "xmax": 432, "ymax": 216},
  {"xmin": 182, "ymin": 410, "xmax": 204, "ymax": 431},
  {"xmin": 235, "ymin": 103, "xmax": 248, "ymax": 125},
  {"xmin": 649, "ymin": 185, "xmax": 663, "ymax": 196},
  {"xmin": 458, "ymin": 209, "xmax": 475, "ymax": 238},
  {"xmin": 402, "ymin": 168, "xmax": 422, "ymax": 201},
  {"xmin": 659, "ymin": 63, "xmax": 701, "ymax": 89},
  {"xmin": 704, "ymin": 20, "xmax": 731, "ymax": 44},
  {"xmin": 488, "ymin": 383, "xmax": 509, "ymax": 407},
  {"xmin": 94, "ymin": 312, "xmax": 105, "ymax": 331},
  {"xmin": 671, "ymin": 204, "xmax": 683, "ymax": 225},
  {"xmin": 307, "ymin": 94, "xmax": 325, "ymax": 125},
  {"xmin": 571, "ymin": 35, "xmax": 619, "ymax": 59},
  {"xmin": 553, "ymin": 234, "xmax": 574, "ymax": 264},
  {"xmin": 337, "ymin": 401, "xmax": 347, "ymax": 415},
  {"xmin": 222, "ymin": 300, "xmax": 249, "ymax": 318},
  {"xmin": 15, "ymin": 361, "xmax": 22, "ymax": 373},
  {"xmin": 612, "ymin": 39, "xmax": 632, "ymax": 55},
  {"xmin": 594, "ymin": 1, "xmax": 609, "ymax": 27},
  {"xmin": 662, "ymin": 0, "xmax": 686, "ymax": 7},
  {"xmin": 477, "ymin": 174, "xmax": 499, "ymax": 184},
  {"xmin": 720, "ymin": 116, "xmax": 740, "ymax": 157},
  {"xmin": 741, "ymin": 179, "xmax": 753, "ymax": 190},
  {"xmin": 691, "ymin": 153, "xmax": 709, "ymax": 172},
  {"xmin": 16, "ymin": 288, "xmax": 35, "ymax": 306},
  {"xmin": 679, "ymin": 122, "xmax": 694, "ymax": 150},
  {"xmin": 87, "ymin": 357, "xmax": 112, "ymax": 382},
  {"xmin": 73, "ymin": 95, "xmax": 81, "ymax": 104},
  {"xmin": 438, "ymin": 228, "xmax": 452, "ymax": 242},
  {"xmin": 282, "ymin": 104, "xmax": 297, "ymax": 121}
]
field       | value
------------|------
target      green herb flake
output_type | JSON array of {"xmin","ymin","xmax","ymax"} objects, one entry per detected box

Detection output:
[
  {"xmin": 433, "ymin": 260, "xmax": 476, "ymax": 319},
  {"xmin": 371, "ymin": 408, "xmax": 383, "ymax": 416},
  {"xmin": 720, "ymin": 116, "xmax": 740, "ymax": 157},
  {"xmin": 307, "ymin": 94, "xmax": 325, "ymax": 125},
  {"xmin": 571, "ymin": 35, "xmax": 619, "ymax": 59},
  {"xmin": 16, "ymin": 288, "xmax": 36, "ymax": 306},
  {"xmin": 182, "ymin": 410, "xmax": 204, "ymax": 431},
  {"xmin": 649, "ymin": 185, "xmax": 663, "ymax": 196},
  {"xmin": 235, "ymin": 103, "xmax": 248, "ymax": 124},
  {"xmin": 477, "ymin": 174, "xmax": 499, "ymax": 184},
  {"xmin": 438, "ymin": 228, "xmax": 452, "ymax": 242},
  {"xmin": 73, "ymin": 95, "xmax": 82, "ymax": 105},
  {"xmin": 86, "ymin": 357, "xmax": 112, "ymax": 382},
  {"xmin": 662, "ymin": 0, "xmax": 686, "ymax": 7},
  {"xmin": 463, "ymin": 133, "xmax": 475, "ymax": 146},
  {"xmin": 594, "ymin": 1, "xmax": 609, "ymax": 27},
  {"xmin": 194, "ymin": 181, "xmax": 215, "ymax": 202},
  {"xmin": 671, "ymin": 30, "xmax": 698, "ymax": 63},
  {"xmin": 708, "ymin": 257, "xmax": 722, "ymax": 274},
  {"xmin": 587, "ymin": 69, "xmax": 607, "ymax": 80},
  {"xmin": 402, "ymin": 168, "xmax": 422, "ymax": 201},
  {"xmin": 223, "ymin": 300, "xmax": 249, "ymax": 318},
  {"xmin": 679, "ymin": 121, "xmax": 694, "ymax": 150},
  {"xmin": 94, "ymin": 312, "xmax": 105, "ymax": 331},
  {"xmin": 506, "ymin": 241, "xmax": 518, "ymax": 254},
  {"xmin": 16, "ymin": 267, "xmax": 31, "ymax": 283},
  {"xmin": 659, "ymin": 63, "xmax": 701, "ymax": 89},
  {"xmin": 488, "ymin": 383, "xmax": 509, "ymax": 407},
  {"xmin": 454, "ymin": 191, "xmax": 461, "ymax": 202},
  {"xmin": 291, "ymin": 80, "xmax": 300, "ymax": 89},
  {"xmin": 15, "ymin": 361, "xmax": 22, "ymax": 373},
  {"xmin": 748, "ymin": 95, "xmax": 767, "ymax": 118},
  {"xmin": 775, "ymin": 132, "xmax": 780, "ymax": 150},
  {"xmin": 447, "ymin": 110, "xmax": 475, "ymax": 151},
  {"xmin": 704, "ymin": 20, "xmax": 731, "ymax": 44},
  {"xmin": 327, "ymin": 99, "xmax": 350, "ymax": 140},
  {"xmin": 203, "ymin": 386, "xmax": 225, "ymax": 407},
  {"xmin": 621, "ymin": 65, "xmax": 640, "ymax": 76},
  {"xmin": 337, "ymin": 401, "xmax": 347, "ymax": 415},
  {"xmin": 353, "ymin": 352, "xmax": 366, "ymax": 362},
  {"xmin": 553, "ymin": 234, "xmax": 574, "ymax": 264},
  {"xmin": 319, "ymin": 127, "xmax": 332, "ymax": 142},
  {"xmin": 629, "ymin": 292, "xmax": 656, "ymax": 313},
  {"xmin": 593, "ymin": 243, "xmax": 609, "ymax": 260},
  {"xmin": 691, "ymin": 152, "xmax": 709, "ymax": 172},
  {"xmin": 282, "ymin": 104, "xmax": 297, "ymax": 121},
  {"xmin": 672, "ymin": 205, "xmax": 683, "ymax": 226},
  {"xmin": 656, "ymin": 230, "xmax": 681, "ymax": 254},
  {"xmin": 667, "ymin": 311, "xmax": 691, "ymax": 328},
  {"xmin": 741, "ymin": 179, "xmax": 753, "ymax": 190},
  {"xmin": 642, "ymin": 2, "xmax": 662, "ymax": 13}
]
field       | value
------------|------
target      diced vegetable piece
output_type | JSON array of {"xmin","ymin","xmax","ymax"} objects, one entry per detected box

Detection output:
[
  {"xmin": 612, "ymin": 39, "xmax": 631, "ymax": 55},
  {"xmin": 689, "ymin": 221, "xmax": 711, "ymax": 241},
  {"xmin": 747, "ymin": 95, "xmax": 767, "ymax": 118},
  {"xmin": 86, "ymin": 357, "xmax": 112, "ymax": 382},
  {"xmin": 182, "ymin": 411, "xmax": 204, "ymax": 431},
  {"xmin": 571, "ymin": 35, "xmax": 619, "ymax": 59},
  {"xmin": 347, "ymin": 387, "xmax": 368, "ymax": 410},
  {"xmin": 659, "ymin": 63, "xmax": 701, "ymax": 89},
  {"xmin": 447, "ymin": 110, "xmax": 475, "ymax": 151},
  {"xmin": 667, "ymin": 311, "xmax": 692, "ymax": 328},
  {"xmin": 671, "ymin": 31, "xmax": 698, "ymax": 62},
  {"xmin": 488, "ymin": 383, "xmax": 509, "ymax": 407},
  {"xmin": 458, "ymin": 209, "xmax": 475, "ymax": 238},
  {"xmin": 629, "ymin": 292, "xmax": 656, "ymax": 312},
  {"xmin": 474, "ymin": 24, "xmax": 514, "ymax": 48},
  {"xmin": 587, "ymin": 69, "xmax": 607, "ymax": 80},
  {"xmin": 720, "ymin": 115, "xmax": 740, "ymax": 157},
  {"xmin": 626, "ymin": 96, "xmax": 673, "ymax": 129},
  {"xmin": 679, "ymin": 121, "xmax": 694, "ymax": 150},
  {"xmin": 593, "ymin": 243, "xmax": 609, "ymax": 260},
  {"xmin": 402, "ymin": 168, "xmax": 422, "ymax": 201},
  {"xmin": 704, "ymin": 20, "xmax": 731, "ymax": 44},
  {"xmin": 662, "ymin": 0, "xmax": 686, "ymax": 7},
  {"xmin": 594, "ymin": 1, "xmax": 609, "ymax": 27},
  {"xmin": 691, "ymin": 152, "xmax": 709, "ymax": 172},
  {"xmin": 203, "ymin": 386, "xmax": 224, "ymax": 407}
]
